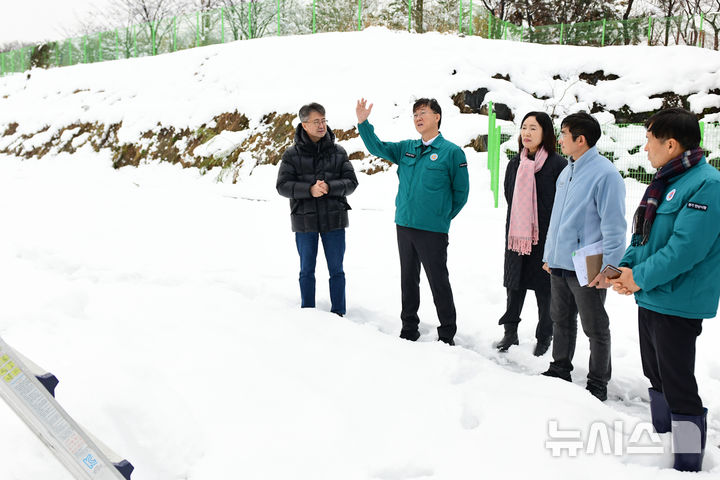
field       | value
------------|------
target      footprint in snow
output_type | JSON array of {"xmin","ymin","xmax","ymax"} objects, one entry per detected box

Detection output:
[{"xmin": 372, "ymin": 465, "xmax": 434, "ymax": 479}]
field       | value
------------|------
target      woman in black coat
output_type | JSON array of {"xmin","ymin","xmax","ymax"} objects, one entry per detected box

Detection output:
[{"xmin": 494, "ymin": 111, "xmax": 566, "ymax": 355}]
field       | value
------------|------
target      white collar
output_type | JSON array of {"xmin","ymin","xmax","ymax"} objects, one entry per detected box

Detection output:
[{"xmin": 422, "ymin": 134, "xmax": 439, "ymax": 146}]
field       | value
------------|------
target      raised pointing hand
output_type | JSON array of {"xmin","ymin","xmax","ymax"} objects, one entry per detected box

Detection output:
[{"xmin": 356, "ymin": 98, "xmax": 373, "ymax": 124}]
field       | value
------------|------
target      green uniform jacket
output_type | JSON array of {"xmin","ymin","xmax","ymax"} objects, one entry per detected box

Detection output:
[
  {"xmin": 357, "ymin": 120, "xmax": 469, "ymax": 233},
  {"xmin": 620, "ymin": 159, "xmax": 720, "ymax": 318}
]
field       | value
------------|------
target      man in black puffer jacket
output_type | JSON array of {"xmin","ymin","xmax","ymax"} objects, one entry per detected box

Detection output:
[{"xmin": 276, "ymin": 102, "xmax": 358, "ymax": 316}]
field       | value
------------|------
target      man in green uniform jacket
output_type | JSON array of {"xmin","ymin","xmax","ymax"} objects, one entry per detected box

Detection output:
[
  {"xmin": 356, "ymin": 97, "xmax": 469, "ymax": 345},
  {"xmin": 610, "ymin": 108, "xmax": 720, "ymax": 472}
]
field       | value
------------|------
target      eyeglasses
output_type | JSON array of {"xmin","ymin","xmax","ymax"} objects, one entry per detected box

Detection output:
[{"xmin": 305, "ymin": 119, "xmax": 327, "ymax": 126}]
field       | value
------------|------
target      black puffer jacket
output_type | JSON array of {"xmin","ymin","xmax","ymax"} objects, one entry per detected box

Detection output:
[
  {"xmin": 503, "ymin": 151, "xmax": 566, "ymax": 292},
  {"xmin": 276, "ymin": 125, "xmax": 358, "ymax": 233}
]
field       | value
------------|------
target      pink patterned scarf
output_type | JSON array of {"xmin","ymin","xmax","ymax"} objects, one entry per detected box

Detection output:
[{"xmin": 507, "ymin": 147, "xmax": 548, "ymax": 255}]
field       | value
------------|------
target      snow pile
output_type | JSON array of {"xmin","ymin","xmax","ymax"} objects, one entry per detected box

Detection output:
[{"xmin": 1, "ymin": 28, "xmax": 719, "ymax": 150}]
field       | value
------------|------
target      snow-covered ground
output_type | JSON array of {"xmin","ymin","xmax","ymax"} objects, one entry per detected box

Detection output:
[{"xmin": 0, "ymin": 29, "xmax": 719, "ymax": 479}]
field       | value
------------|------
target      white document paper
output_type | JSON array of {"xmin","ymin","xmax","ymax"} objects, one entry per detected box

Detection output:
[{"xmin": 572, "ymin": 241, "xmax": 603, "ymax": 286}]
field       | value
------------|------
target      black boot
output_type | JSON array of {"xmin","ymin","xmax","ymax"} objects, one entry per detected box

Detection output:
[
  {"xmin": 672, "ymin": 408, "xmax": 707, "ymax": 472},
  {"xmin": 399, "ymin": 329, "xmax": 420, "ymax": 341},
  {"xmin": 648, "ymin": 388, "xmax": 671, "ymax": 433},
  {"xmin": 533, "ymin": 336, "xmax": 552, "ymax": 357},
  {"xmin": 494, "ymin": 324, "xmax": 519, "ymax": 352}
]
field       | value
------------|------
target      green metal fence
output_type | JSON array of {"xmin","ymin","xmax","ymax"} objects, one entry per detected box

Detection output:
[
  {"xmin": 487, "ymin": 105, "xmax": 720, "ymax": 207},
  {"xmin": 1, "ymin": 3, "xmax": 719, "ymax": 78},
  {"xmin": 488, "ymin": 12, "xmax": 720, "ymax": 49}
]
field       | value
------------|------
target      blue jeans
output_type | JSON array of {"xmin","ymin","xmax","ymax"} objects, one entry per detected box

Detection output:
[{"xmin": 295, "ymin": 229, "xmax": 346, "ymax": 315}]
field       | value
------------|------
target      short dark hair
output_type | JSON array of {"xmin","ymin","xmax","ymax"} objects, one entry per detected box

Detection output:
[
  {"xmin": 413, "ymin": 98, "xmax": 442, "ymax": 128},
  {"xmin": 561, "ymin": 112, "xmax": 601, "ymax": 147},
  {"xmin": 299, "ymin": 102, "xmax": 325, "ymax": 122},
  {"xmin": 517, "ymin": 111, "xmax": 557, "ymax": 155},
  {"xmin": 644, "ymin": 108, "xmax": 700, "ymax": 150}
]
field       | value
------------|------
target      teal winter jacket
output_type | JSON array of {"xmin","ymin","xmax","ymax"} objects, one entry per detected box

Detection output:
[
  {"xmin": 357, "ymin": 120, "xmax": 469, "ymax": 233},
  {"xmin": 620, "ymin": 158, "xmax": 720, "ymax": 318}
]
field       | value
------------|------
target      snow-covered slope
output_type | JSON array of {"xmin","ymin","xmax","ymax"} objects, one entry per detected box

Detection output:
[
  {"xmin": 1, "ymin": 27, "xmax": 720, "ymax": 144},
  {"xmin": 0, "ymin": 29, "xmax": 719, "ymax": 480}
]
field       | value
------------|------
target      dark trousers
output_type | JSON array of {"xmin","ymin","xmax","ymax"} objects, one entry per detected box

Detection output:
[
  {"xmin": 295, "ymin": 229, "xmax": 346, "ymax": 315},
  {"xmin": 499, "ymin": 288, "xmax": 553, "ymax": 340},
  {"xmin": 639, "ymin": 307, "xmax": 704, "ymax": 415},
  {"xmin": 396, "ymin": 225, "xmax": 456, "ymax": 341},
  {"xmin": 548, "ymin": 273, "xmax": 611, "ymax": 388}
]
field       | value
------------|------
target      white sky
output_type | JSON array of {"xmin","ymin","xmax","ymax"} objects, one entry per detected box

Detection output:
[{"xmin": 0, "ymin": 0, "xmax": 108, "ymax": 46}]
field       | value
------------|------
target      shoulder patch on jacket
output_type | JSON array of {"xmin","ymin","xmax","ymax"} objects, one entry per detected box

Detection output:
[
  {"xmin": 459, "ymin": 162, "xmax": 468, "ymax": 168},
  {"xmin": 687, "ymin": 202, "xmax": 708, "ymax": 211}
]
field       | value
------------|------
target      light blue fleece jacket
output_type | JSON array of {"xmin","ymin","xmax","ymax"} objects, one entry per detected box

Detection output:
[{"xmin": 543, "ymin": 146, "xmax": 627, "ymax": 271}]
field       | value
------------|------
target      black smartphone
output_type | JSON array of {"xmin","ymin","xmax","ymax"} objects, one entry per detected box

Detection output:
[{"xmin": 601, "ymin": 265, "xmax": 622, "ymax": 280}]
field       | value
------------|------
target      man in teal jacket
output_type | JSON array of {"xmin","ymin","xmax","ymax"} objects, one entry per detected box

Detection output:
[
  {"xmin": 611, "ymin": 108, "xmax": 720, "ymax": 472},
  {"xmin": 356, "ymin": 97, "xmax": 469, "ymax": 345}
]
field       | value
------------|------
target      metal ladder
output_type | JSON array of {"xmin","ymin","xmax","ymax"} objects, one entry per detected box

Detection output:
[{"xmin": 0, "ymin": 336, "xmax": 133, "ymax": 480}]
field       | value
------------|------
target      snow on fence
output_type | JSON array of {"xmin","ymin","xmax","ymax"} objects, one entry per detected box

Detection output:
[
  {"xmin": 0, "ymin": 3, "xmax": 718, "ymax": 78},
  {"xmin": 487, "ymin": 104, "xmax": 720, "ymax": 206}
]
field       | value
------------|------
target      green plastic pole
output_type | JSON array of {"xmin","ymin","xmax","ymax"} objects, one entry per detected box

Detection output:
[
  {"xmin": 1, "ymin": 53, "xmax": 4, "ymax": 76},
  {"xmin": 601, "ymin": 18, "xmax": 606, "ymax": 46},
  {"xmin": 196, "ymin": 11, "xmax": 200, "ymax": 46},
  {"xmin": 560, "ymin": 22, "xmax": 564, "ymax": 44},
  {"xmin": 700, "ymin": 121, "xmax": 705, "ymax": 147},
  {"xmin": 249, "ymin": 4, "xmax": 253, "ymax": 39},
  {"xmin": 152, "ymin": 21, "xmax": 156, "ymax": 55},
  {"xmin": 312, "ymin": 0, "xmax": 316, "ymax": 34},
  {"xmin": 469, "ymin": 0, "xmax": 473, "ymax": 35},
  {"xmin": 277, "ymin": 0, "xmax": 280, "ymax": 36},
  {"xmin": 492, "ymin": 122, "xmax": 497, "ymax": 171},
  {"xmin": 408, "ymin": 0, "xmax": 412, "ymax": 32},
  {"xmin": 493, "ymin": 125, "xmax": 500, "ymax": 208},
  {"xmin": 459, "ymin": 0, "xmax": 462, "ymax": 34},
  {"xmin": 221, "ymin": 8, "xmax": 225, "ymax": 43},
  {"xmin": 358, "ymin": 0, "xmax": 362, "ymax": 31},
  {"xmin": 503, "ymin": 21, "xmax": 507, "ymax": 39},
  {"xmin": 697, "ymin": 13, "xmax": 704, "ymax": 47},
  {"xmin": 173, "ymin": 17, "xmax": 177, "ymax": 51},
  {"xmin": 115, "ymin": 29, "xmax": 119, "ymax": 60},
  {"xmin": 488, "ymin": 101, "xmax": 495, "ymax": 169},
  {"xmin": 83, "ymin": 36, "xmax": 87, "ymax": 63},
  {"xmin": 67, "ymin": 39, "xmax": 71, "ymax": 65},
  {"xmin": 133, "ymin": 25, "xmax": 137, "ymax": 57},
  {"xmin": 647, "ymin": 17, "xmax": 653, "ymax": 45},
  {"xmin": 99, "ymin": 33, "xmax": 103, "ymax": 62}
]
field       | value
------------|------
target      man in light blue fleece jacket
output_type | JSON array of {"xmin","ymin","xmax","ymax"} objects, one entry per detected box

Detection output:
[{"xmin": 541, "ymin": 112, "xmax": 626, "ymax": 402}]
